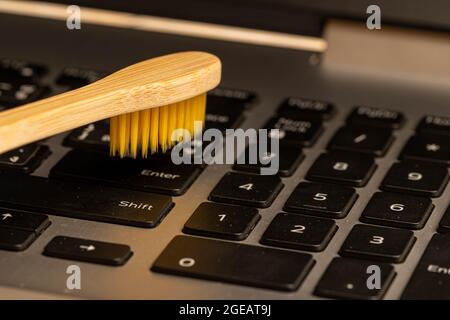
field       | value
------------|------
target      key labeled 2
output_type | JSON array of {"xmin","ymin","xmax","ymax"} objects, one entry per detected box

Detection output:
[{"xmin": 261, "ymin": 213, "xmax": 337, "ymax": 251}]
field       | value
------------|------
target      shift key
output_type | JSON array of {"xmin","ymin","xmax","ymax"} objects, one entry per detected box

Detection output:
[
  {"xmin": 402, "ymin": 234, "xmax": 450, "ymax": 299},
  {"xmin": 0, "ymin": 174, "xmax": 173, "ymax": 228}
]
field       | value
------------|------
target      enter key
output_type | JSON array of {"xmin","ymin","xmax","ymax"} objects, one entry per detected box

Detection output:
[{"xmin": 402, "ymin": 234, "xmax": 450, "ymax": 299}]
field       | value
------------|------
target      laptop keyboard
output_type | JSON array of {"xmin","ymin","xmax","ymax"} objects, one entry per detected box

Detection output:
[{"xmin": 1, "ymin": 57, "xmax": 450, "ymax": 299}]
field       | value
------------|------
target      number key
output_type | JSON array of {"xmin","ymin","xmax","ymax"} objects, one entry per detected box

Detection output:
[
  {"xmin": 152, "ymin": 235, "xmax": 314, "ymax": 291},
  {"xmin": 306, "ymin": 152, "xmax": 377, "ymax": 187},
  {"xmin": 209, "ymin": 172, "xmax": 283, "ymax": 208},
  {"xmin": 340, "ymin": 224, "xmax": 415, "ymax": 263},
  {"xmin": 284, "ymin": 182, "xmax": 358, "ymax": 218},
  {"xmin": 360, "ymin": 192, "xmax": 434, "ymax": 229},
  {"xmin": 381, "ymin": 161, "xmax": 449, "ymax": 197},
  {"xmin": 183, "ymin": 202, "xmax": 260, "ymax": 240},
  {"xmin": 261, "ymin": 213, "xmax": 337, "ymax": 251},
  {"xmin": 233, "ymin": 139, "xmax": 304, "ymax": 177}
]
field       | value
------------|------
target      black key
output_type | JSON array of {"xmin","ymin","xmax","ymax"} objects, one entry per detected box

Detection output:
[
  {"xmin": 207, "ymin": 87, "xmax": 255, "ymax": 104},
  {"xmin": 0, "ymin": 58, "xmax": 47, "ymax": 81},
  {"xmin": 438, "ymin": 205, "xmax": 450, "ymax": 234},
  {"xmin": 0, "ymin": 227, "xmax": 36, "ymax": 251},
  {"xmin": 64, "ymin": 122, "xmax": 209, "ymax": 158},
  {"xmin": 402, "ymin": 234, "xmax": 450, "ymax": 299},
  {"xmin": 315, "ymin": 258, "xmax": 395, "ymax": 300},
  {"xmin": 0, "ymin": 144, "xmax": 50, "ymax": 173},
  {"xmin": 347, "ymin": 106, "xmax": 404, "ymax": 129},
  {"xmin": 209, "ymin": 172, "xmax": 283, "ymax": 208},
  {"xmin": 50, "ymin": 150, "xmax": 202, "ymax": 196},
  {"xmin": 261, "ymin": 213, "xmax": 337, "ymax": 252},
  {"xmin": 63, "ymin": 121, "xmax": 110, "ymax": 152},
  {"xmin": 56, "ymin": 67, "xmax": 108, "ymax": 89},
  {"xmin": 328, "ymin": 126, "xmax": 394, "ymax": 156},
  {"xmin": 306, "ymin": 152, "xmax": 376, "ymax": 187},
  {"xmin": 0, "ymin": 174, "xmax": 173, "ymax": 228},
  {"xmin": 0, "ymin": 208, "xmax": 50, "ymax": 234},
  {"xmin": 0, "ymin": 81, "xmax": 47, "ymax": 107},
  {"xmin": 183, "ymin": 203, "xmax": 260, "ymax": 241},
  {"xmin": 340, "ymin": 224, "xmax": 415, "ymax": 263},
  {"xmin": 233, "ymin": 139, "xmax": 304, "ymax": 177},
  {"xmin": 278, "ymin": 97, "xmax": 334, "ymax": 120},
  {"xmin": 205, "ymin": 101, "xmax": 245, "ymax": 131},
  {"xmin": 264, "ymin": 116, "xmax": 323, "ymax": 147},
  {"xmin": 44, "ymin": 236, "xmax": 132, "ymax": 266},
  {"xmin": 401, "ymin": 134, "xmax": 450, "ymax": 165},
  {"xmin": 284, "ymin": 182, "xmax": 357, "ymax": 218},
  {"xmin": 381, "ymin": 161, "xmax": 449, "ymax": 197},
  {"xmin": 360, "ymin": 192, "xmax": 433, "ymax": 230},
  {"xmin": 417, "ymin": 115, "xmax": 450, "ymax": 136},
  {"xmin": 152, "ymin": 235, "xmax": 314, "ymax": 291}
]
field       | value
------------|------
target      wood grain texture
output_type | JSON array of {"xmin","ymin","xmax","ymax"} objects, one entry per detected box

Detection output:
[{"xmin": 0, "ymin": 51, "xmax": 221, "ymax": 154}]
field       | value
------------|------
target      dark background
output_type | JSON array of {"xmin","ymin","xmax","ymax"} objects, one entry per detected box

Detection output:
[{"xmin": 48, "ymin": 0, "xmax": 450, "ymax": 35}]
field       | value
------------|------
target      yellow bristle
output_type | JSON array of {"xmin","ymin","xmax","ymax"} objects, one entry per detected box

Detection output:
[
  {"xmin": 191, "ymin": 96, "xmax": 199, "ymax": 124},
  {"xmin": 109, "ymin": 116, "xmax": 118, "ymax": 156},
  {"xmin": 130, "ymin": 111, "xmax": 140, "ymax": 158},
  {"xmin": 140, "ymin": 109, "xmax": 150, "ymax": 158},
  {"xmin": 175, "ymin": 101, "xmax": 186, "ymax": 141},
  {"xmin": 199, "ymin": 94, "xmax": 207, "ymax": 124},
  {"xmin": 168, "ymin": 103, "xmax": 177, "ymax": 148},
  {"xmin": 184, "ymin": 98, "xmax": 193, "ymax": 136},
  {"xmin": 159, "ymin": 105, "xmax": 169, "ymax": 152},
  {"xmin": 118, "ymin": 113, "xmax": 129, "ymax": 158},
  {"xmin": 149, "ymin": 107, "xmax": 159, "ymax": 154},
  {"xmin": 194, "ymin": 94, "xmax": 205, "ymax": 126},
  {"xmin": 109, "ymin": 93, "xmax": 207, "ymax": 158}
]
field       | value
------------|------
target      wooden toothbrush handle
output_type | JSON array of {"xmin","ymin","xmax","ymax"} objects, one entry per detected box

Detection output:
[
  {"xmin": 0, "ymin": 51, "xmax": 221, "ymax": 154},
  {"xmin": 0, "ymin": 86, "xmax": 117, "ymax": 154}
]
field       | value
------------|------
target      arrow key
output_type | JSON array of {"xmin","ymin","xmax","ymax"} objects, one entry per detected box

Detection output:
[
  {"xmin": 0, "ymin": 208, "xmax": 50, "ymax": 234},
  {"xmin": 44, "ymin": 236, "xmax": 132, "ymax": 266},
  {"xmin": 0, "ymin": 227, "xmax": 36, "ymax": 251}
]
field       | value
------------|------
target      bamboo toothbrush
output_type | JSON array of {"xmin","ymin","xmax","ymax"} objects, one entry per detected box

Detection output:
[{"xmin": 0, "ymin": 51, "xmax": 221, "ymax": 158}]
